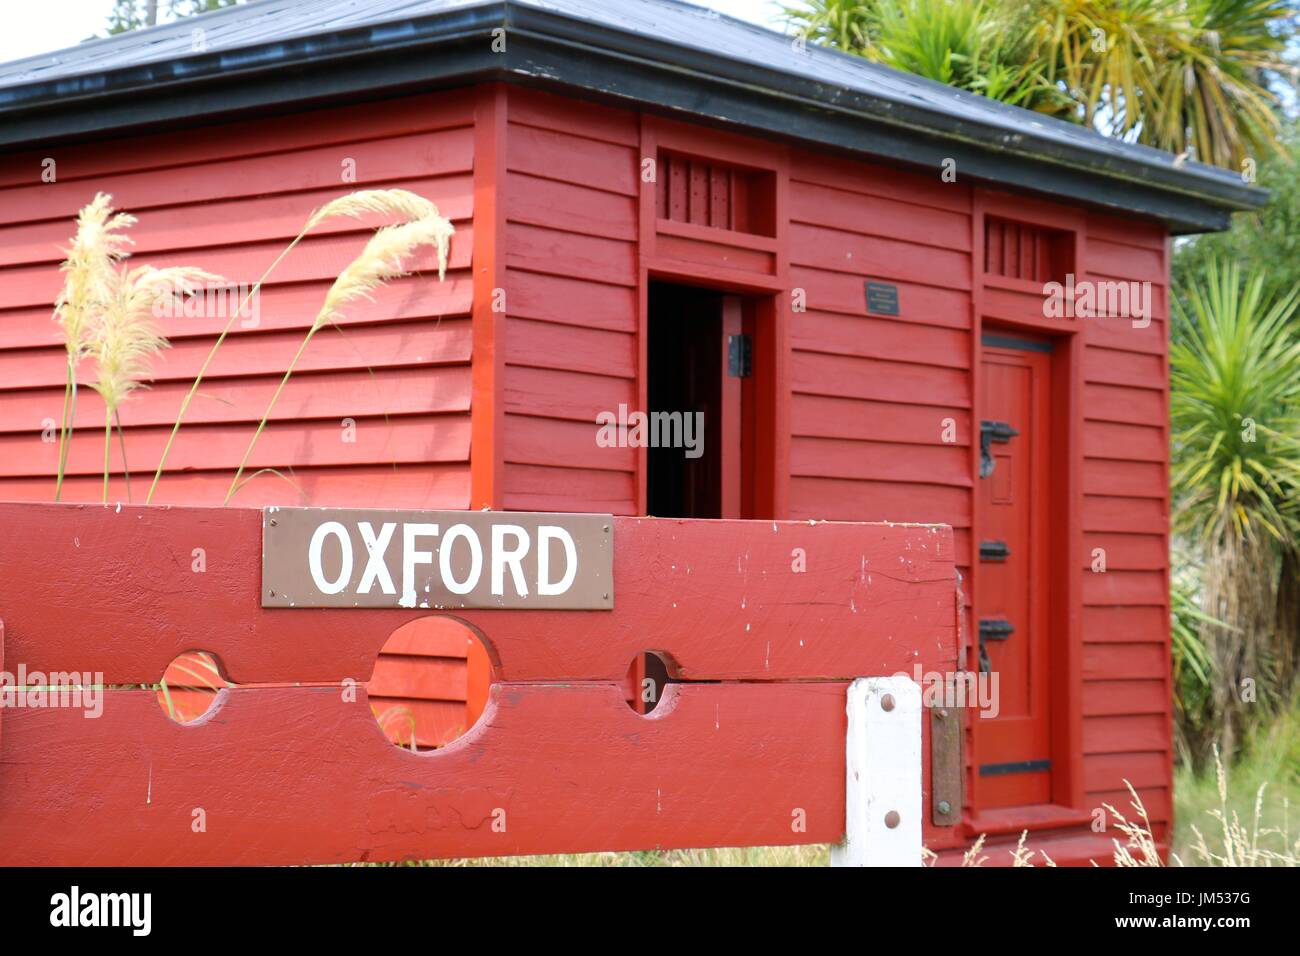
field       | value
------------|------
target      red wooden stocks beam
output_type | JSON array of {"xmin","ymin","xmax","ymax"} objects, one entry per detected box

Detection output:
[
  {"xmin": 0, "ymin": 682, "xmax": 847, "ymax": 865},
  {"xmin": 0, "ymin": 504, "xmax": 957, "ymax": 684}
]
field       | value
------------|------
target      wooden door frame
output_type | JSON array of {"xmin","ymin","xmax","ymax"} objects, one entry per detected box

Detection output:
[
  {"xmin": 966, "ymin": 191, "xmax": 1087, "ymax": 835},
  {"xmin": 635, "ymin": 114, "xmax": 790, "ymax": 519}
]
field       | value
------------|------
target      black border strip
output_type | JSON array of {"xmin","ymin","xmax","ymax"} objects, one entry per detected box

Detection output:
[
  {"xmin": 981, "ymin": 333, "xmax": 1055, "ymax": 353},
  {"xmin": 979, "ymin": 759, "xmax": 1053, "ymax": 776}
]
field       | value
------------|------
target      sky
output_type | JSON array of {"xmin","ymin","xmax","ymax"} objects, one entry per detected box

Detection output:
[{"xmin": 1, "ymin": 0, "xmax": 789, "ymax": 64}]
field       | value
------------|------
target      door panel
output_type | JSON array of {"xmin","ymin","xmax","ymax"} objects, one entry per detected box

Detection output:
[{"xmin": 975, "ymin": 339, "xmax": 1053, "ymax": 809}]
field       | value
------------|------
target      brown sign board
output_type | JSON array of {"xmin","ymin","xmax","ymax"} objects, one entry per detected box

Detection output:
[{"xmin": 261, "ymin": 508, "xmax": 614, "ymax": 610}]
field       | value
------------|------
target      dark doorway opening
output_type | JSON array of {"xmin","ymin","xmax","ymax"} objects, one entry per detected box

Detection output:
[{"xmin": 647, "ymin": 282, "xmax": 728, "ymax": 519}]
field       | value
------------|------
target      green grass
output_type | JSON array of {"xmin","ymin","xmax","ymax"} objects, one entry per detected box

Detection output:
[{"xmin": 1172, "ymin": 701, "xmax": 1300, "ymax": 865}]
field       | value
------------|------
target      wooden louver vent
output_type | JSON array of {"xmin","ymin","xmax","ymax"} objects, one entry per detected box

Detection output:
[
  {"xmin": 656, "ymin": 150, "xmax": 776, "ymax": 237},
  {"xmin": 984, "ymin": 216, "xmax": 1071, "ymax": 284}
]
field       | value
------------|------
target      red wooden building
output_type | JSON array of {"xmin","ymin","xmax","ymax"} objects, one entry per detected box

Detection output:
[{"xmin": 0, "ymin": 0, "xmax": 1263, "ymax": 863}]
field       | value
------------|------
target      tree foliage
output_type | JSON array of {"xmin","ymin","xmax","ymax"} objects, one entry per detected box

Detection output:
[
  {"xmin": 1175, "ymin": 126, "xmax": 1300, "ymax": 300},
  {"xmin": 784, "ymin": 0, "xmax": 1298, "ymax": 168},
  {"xmin": 1169, "ymin": 260, "xmax": 1300, "ymax": 760},
  {"xmin": 107, "ymin": 0, "xmax": 243, "ymax": 35}
]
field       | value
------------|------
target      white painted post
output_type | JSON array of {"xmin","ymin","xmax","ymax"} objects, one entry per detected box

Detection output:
[{"xmin": 831, "ymin": 675, "xmax": 923, "ymax": 867}]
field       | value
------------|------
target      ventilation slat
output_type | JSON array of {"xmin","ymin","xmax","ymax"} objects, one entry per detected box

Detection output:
[
  {"xmin": 984, "ymin": 216, "xmax": 1070, "ymax": 283},
  {"xmin": 709, "ymin": 166, "xmax": 729, "ymax": 229},
  {"xmin": 656, "ymin": 149, "xmax": 775, "ymax": 237}
]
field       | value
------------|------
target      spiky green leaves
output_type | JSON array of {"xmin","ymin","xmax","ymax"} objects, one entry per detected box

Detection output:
[{"xmin": 1170, "ymin": 260, "xmax": 1300, "ymax": 545}]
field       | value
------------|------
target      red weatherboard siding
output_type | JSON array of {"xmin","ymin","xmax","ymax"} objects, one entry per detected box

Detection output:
[
  {"xmin": 0, "ymin": 78, "xmax": 1173, "ymax": 861},
  {"xmin": 0, "ymin": 92, "xmax": 481, "ymax": 734},
  {"xmin": 367, "ymin": 617, "xmax": 474, "ymax": 749},
  {"xmin": 783, "ymin": 150, "xmax": 981, "ymax": 852},
  {"xmin": 1078, "ymin": 213, "xmax": 1173, "ymax": 842},
  {"xmin": 499, "ymin": 89, "xmax": 640, "ymax": 514},
  {"xmin": 786, "ymin": 150, "xmax": 975, "ymax": 560},
  {"xmin": 0, "ymin": 92, "xmax": 475, "ymax": 508},
  {"xmin": 488, "ymin": 86, "xmax": 1172, "ymax": 861}
]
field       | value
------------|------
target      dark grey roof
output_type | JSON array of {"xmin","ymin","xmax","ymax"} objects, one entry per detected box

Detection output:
[{"xmin": 0, "ymin": 0, "xmax": 1264, "ymax": 232}]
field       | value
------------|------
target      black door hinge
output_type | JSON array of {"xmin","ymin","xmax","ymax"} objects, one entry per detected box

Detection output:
[{"xmin": 979, "ymin": 539, "xmax": 1010, "ymax": 562}]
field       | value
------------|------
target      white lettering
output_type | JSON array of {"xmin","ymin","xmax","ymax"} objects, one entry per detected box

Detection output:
[
  {"xmin": 440, "ymin": 524, "xmax": 483, "ymax": 596},
  {"xmin": 357, "ymin": 521, "xmax": 397, "ymax": 594},
  {"xmin": 308, "ymin": 521, "xmax": 353, "ymax": 594},
  {"xmin": 491, "ymin": 524, "xmax": 530, "ymax": 597},
  {"xmin": 537, "ymin": 525, "xmax": 578, "ymax": 595},
  {"xmin": 400, "ymin": 523, "xmax": 440, "ymax": 607}
]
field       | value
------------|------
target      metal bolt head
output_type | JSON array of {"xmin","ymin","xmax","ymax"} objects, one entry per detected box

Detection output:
[
  {"xmin": 884, "ymin": 810, "xmax": 901, "ymax": 829},
  {"xmin": 880, "ymin": 693, "xmax": 895, "ymax": 712},
  {"xmin": 938, "ymin": 800, "xmax": 952, "ymax": 815}
]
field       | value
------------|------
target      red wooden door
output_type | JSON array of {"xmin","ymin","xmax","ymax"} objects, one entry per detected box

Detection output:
[{"xmin": 974, "ymin": 337, "xmax": 1053, "ymax": 808}]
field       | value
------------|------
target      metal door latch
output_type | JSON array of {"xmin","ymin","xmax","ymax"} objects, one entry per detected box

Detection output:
[
  {"xmin": 727, "ymin": 334, "xmax": 752, "ymax": 377},
  {"xmin": 979, "ymin": 420, "xmax": 1018, "ymax": 478},
  {"xmin": 977, "ymin": 617, "xmax": 1014, "ymax": 674}
]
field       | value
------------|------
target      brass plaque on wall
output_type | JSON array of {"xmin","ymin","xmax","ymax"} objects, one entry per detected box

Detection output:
[{"xmin": 261, "ymin": 508, "xmax": 614, "ymax": 610}]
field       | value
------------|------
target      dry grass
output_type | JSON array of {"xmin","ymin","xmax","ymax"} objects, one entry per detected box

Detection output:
[
  {"xmin": 949, "ymin": 761, "xmax": 1297, "ymax": 868},
  {"xmin": 52, "ymin": 194, "xmax": 228, "ymax": 502},
  {"xmin": 1171, "ymin": 748, "xmax": 1299, "ymax": 867},
  {"xmin": 88, "ymin": 265, "xmax": 222, "ymax": 501},
  {"xmin": 223, "ymin": 200, "xmax": 453, "ymax": 503},
  {"xmin": 348, "ymin": 844, "xmax": 830, "ymax": 867},
  {"xmin": 303, "ymin": 188, "xmax": 447, "ymax": 235},
  {"xmin": 147, "ymin": 187, "xmax": 451, "ymax": 504},
  {"xmin": 52, "ymin": 193, "xmax": 136, "ymax": 500},
  {"xmin": 54, "ymin": 194, "xmax": 136, "ymax": 353},
  {"xmin": 1099, "ymin": 749, "xmax": 1299, "ymax": 866},
  {"xmin": 1104, "ymin": 784, "xmax": 1166, "ymax": 866}
]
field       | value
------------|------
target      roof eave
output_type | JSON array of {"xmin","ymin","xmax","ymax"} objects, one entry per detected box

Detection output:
[{"xmin": 0, "ymin": 0, "xmax": 1264, "ymax": 234}]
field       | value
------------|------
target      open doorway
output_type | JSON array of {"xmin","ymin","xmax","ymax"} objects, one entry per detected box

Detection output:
[{"xmin": 646, "ymin": 281, "xmax": 747, "ymax": 520}]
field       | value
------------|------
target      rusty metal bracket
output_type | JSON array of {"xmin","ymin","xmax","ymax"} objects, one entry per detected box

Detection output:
[{"xmin": 930, "ymin": 698, "xmax": 963, "ymax": 826}]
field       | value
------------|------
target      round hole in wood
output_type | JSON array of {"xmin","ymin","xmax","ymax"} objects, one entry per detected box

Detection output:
[
  {"xmin": 367, "ymin": 617, "xmax": 494, "ymax": 752},
  {"xmin": 156, "ymin": 651, "xmax": 233, "ymax": 724},
  {"xmin": 625, "ymin": 650, "xmax": 678, "ymax": 715}
]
